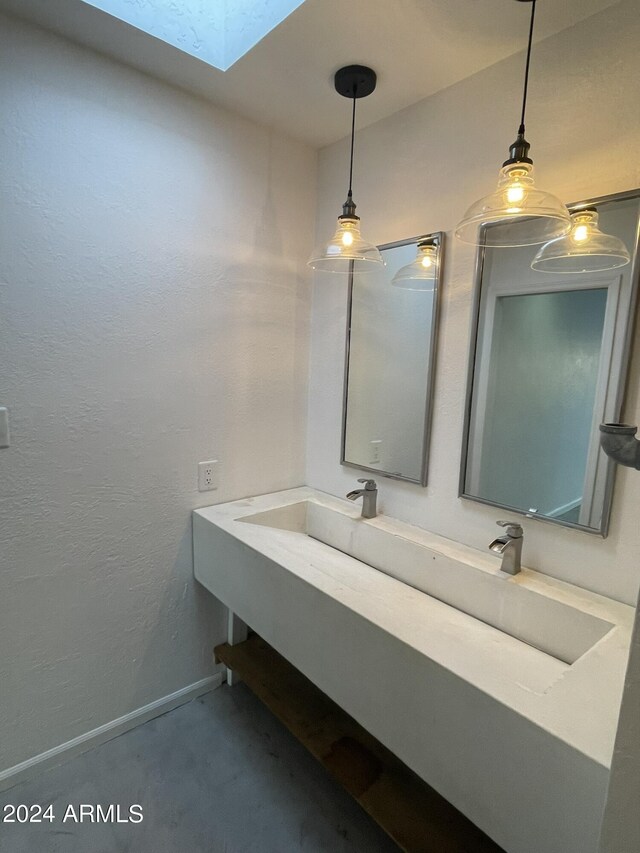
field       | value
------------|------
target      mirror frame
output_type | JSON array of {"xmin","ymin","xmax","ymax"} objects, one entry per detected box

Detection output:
[
  {"xmin": 458, "ymin": 188, "xmax": 640, "ymax": 536},
  {"xmin": 341, "ymin": 232, "xmax": 444, "ymax": 486}
]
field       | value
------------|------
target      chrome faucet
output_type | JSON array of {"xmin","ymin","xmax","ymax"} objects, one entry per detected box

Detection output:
[
  {"xmin": 489, "ymin": 520, "xmax": 523, "ymax": 575},
  {"xmin": 346, "ymin": 478, "xmax": 378, "ymax": 519}
]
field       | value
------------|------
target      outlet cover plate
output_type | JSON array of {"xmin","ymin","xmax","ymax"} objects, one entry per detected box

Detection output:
[{"xmin": 198, "ymin": 460, "xmax": 219, "ymax": 492}]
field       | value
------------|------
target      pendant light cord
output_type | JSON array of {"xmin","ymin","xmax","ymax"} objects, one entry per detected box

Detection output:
[
  {"xmin": 347, "ymin": 87, "xmax": 357, "ymax": 198},
  {"xmin": 518, "ymin": 0, "xmax": 537, "ymax": 135}
]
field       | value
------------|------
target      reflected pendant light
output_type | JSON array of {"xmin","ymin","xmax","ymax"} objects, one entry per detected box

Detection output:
[
  {"xmin": 308, "ymin": 65, "xmax": 383, "ymax": 273},
  {"xmin": 391, "ymin": 237, "xmax": 440, "ymax": 291},
  {"xmin": 531, "ymin": 206, "xmax": 631, "ymax": 273},
  {"xmin": 456, "ymin": 0, "xmax": 571, "ymax": 247}
]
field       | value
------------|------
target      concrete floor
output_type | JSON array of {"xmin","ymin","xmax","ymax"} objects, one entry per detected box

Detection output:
[{"xmin": 0, "ymin": 684, "xmax": 399, "ymax": 853}]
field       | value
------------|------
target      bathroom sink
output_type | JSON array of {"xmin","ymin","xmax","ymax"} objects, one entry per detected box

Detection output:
[
  {"xmin": 193, "ymin": 487, "xmax": 634, "ymax": 853},
  {"xmin": 239, "ymin": 499, "xmax": 612, "ymax": 665}
]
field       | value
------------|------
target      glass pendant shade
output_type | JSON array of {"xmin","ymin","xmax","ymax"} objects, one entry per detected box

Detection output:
[
  {"xmin": 531, "ymin": 208, "xmax": 631, "ymax": 274},
  {"xmin": 392, "ymin": 243, "xmax": 438, "ymax": 290},
  {"xmin": 456, "ymin": 0, "xmax": 573, "ymax": 249},
  {"xmin": 308, "ymin": 65, "xmax": 382, "ymax": 275},
  {"xmin": 308, "ymin": 215, "xmax": 383, "ymax": 273},
  {"xmin": 455, "ymin": 162, "xmax": 572, "ymax": 247}
]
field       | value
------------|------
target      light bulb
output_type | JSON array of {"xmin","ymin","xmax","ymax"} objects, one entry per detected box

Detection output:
[
  {"xmin": 504, "ymin": 167, "xmax": 528, "ymax": 210},
  {"xmin": 421, "ymin": 255, "xmax": 433, "ymax": 268},
  {"xmin": 342, "ymin": 230, "xmax": 354, "ymax": 247},
  {"xmin": 573, "ymin": 224, "xmax": 589, "ymax": 243},
  {"xmin": 506, "ymin": 184, "xmax": 525, "ymax": 205}
]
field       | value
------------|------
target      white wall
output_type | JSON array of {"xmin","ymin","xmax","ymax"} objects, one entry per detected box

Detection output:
[
  {"xmin": 599, "ymin": 588, "xmax": 640, "ymax": 852},
  {"xmin": 308, "ymin": 0, "xmax": 640, "ymax": 606},
  {"xmin": 0, "ymin": 13, "xmax": 315, "ymax": 773}
]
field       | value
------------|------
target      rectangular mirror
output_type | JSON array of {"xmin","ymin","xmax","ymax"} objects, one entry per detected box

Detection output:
[
  {"xmin": 460, "ymin": 190, "xmax": 640, "ymax": 535},
  {"xmin": 341, "ymin": 233, "xmax": 444, "ymax": 485}
]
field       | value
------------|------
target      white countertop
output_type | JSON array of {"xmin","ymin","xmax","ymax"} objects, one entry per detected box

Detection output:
[{"xmin": 195, "ymin": 487, "xmax": 634, "ymax": 768}]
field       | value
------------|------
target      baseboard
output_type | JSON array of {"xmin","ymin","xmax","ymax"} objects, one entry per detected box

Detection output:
[{"xmin": 0, "ymin": 672, "xmax": 224, "ymax": 793}]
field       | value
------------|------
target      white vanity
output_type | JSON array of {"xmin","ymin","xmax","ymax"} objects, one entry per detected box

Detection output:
[{"xmin": 193, "ymin": 487, "xmax": 634, "ymax": 853}]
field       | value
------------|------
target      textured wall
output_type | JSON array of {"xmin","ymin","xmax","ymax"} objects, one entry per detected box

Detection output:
[
  {"xmin": 0, "ymin": 13, "xmax": 315, "ymax": 772},
  {"xmin": 599, "ymin": 588, "xmax": 640, "ymax": 851},
  {"xmin": 308, "ymin": 0, "xmax": 640, "ymax": 605}
]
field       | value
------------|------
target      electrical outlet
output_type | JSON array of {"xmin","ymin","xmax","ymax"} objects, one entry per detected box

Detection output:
[{"xmin": 198, "ymin": 460, "xmax": 219, "ymax": 492}]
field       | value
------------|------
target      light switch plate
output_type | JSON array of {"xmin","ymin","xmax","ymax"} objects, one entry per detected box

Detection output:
[{"xmin": 0, "ymin": 407, "xmax": 9, "ymax": 448}]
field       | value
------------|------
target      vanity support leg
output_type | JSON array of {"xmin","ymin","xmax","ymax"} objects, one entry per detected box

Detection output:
[{"xmin": 226, "ymin": 611, "xmax": 248, "ymax": 687}]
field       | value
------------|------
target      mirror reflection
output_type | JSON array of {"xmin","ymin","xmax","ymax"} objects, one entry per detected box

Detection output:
[
  {"xmin": 461, "ymin": 191, "xmax": 640, "ymax": 534},
  {"xmin": 342, "ymin": 234, "xmax": 443, "ymax": 485}
]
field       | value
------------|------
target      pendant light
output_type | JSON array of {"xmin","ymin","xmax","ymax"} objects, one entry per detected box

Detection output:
[
  {"xmin": 391, "ymin": 237, "xmax": 440, "ymax": 291},
  {"xmin": 455, "ymin": 0, "xmax": 571, "ymax": 247},
  {"xmin": 531, "ymin": 207, "xmax": 631, "ymax": 273},
  {"xmin": 308, "ymin": 66, "xmax": 383, "ymax": 273}
]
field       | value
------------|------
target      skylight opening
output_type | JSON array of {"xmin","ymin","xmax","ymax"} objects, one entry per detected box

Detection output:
[{"xmin": 80, "ymin": 0, "xmax": 306, "ymax": 71}]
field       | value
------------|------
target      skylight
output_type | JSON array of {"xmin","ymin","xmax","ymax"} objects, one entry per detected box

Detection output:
[{"xmin": 80, "ymin": 0, "xmax": 307, "ymax": 71}]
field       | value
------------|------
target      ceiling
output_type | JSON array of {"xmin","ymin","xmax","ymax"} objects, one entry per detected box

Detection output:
[{"xmin": 0, "ymin": 0, "xmax": 621, "ymax": 147}]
